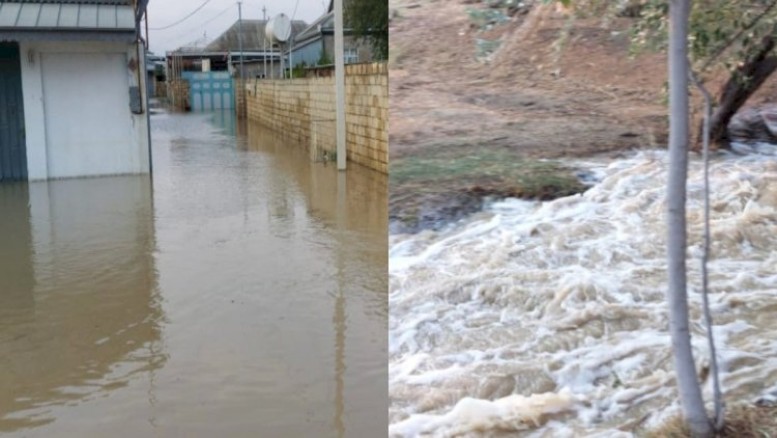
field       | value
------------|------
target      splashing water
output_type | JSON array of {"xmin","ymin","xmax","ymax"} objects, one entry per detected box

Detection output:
[{"xmin": 389, "ymin": 151, "xmax": 777, "ymax": 437}]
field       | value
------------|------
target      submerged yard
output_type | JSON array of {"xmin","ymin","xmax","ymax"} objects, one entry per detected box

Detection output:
[{"xmin": 0, "ymin": 109, "xmax": 388, "ymax": 437}]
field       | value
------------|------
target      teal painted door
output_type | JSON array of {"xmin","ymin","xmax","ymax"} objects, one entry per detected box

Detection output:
[
  {"xmin": 0, "ymin": 43, "xmax": 27, "ymax": 181},
  {"xmin": 182, "ymin": 71, "xmax": 234, "ymax": 111}
]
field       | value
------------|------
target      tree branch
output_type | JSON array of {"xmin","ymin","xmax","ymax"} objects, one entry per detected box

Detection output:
[
  {"xmin": 700, "ymin": 0, "xmax": 777, "ymax": 72},
  {"xmin": 689, "ymin": 64, "xmax": 725, "ymax": 432}
]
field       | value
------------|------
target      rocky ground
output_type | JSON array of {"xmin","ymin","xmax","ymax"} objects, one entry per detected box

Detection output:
[{"xmin": 388, "ymin": 0, "xmax": 777, "ymax": 233}]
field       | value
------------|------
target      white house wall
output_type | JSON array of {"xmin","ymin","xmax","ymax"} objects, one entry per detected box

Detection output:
[{"xmin": 19, "ymin": 40, "xmax": 150, "ymax": 180}]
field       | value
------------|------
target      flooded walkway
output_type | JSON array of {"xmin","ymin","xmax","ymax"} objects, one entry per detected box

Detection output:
[{"xmin": 0, "ymin": 110, "xmax": 387, "ymax": 437}]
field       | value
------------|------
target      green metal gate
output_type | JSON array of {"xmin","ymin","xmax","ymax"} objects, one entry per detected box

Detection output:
[
  {"xmin": 0, "ymin": 42, "xmax": 27, "ymax": 182},
  {"xmin": 182, "ymin": 71, "xmax": 234, "ymax": 111}
]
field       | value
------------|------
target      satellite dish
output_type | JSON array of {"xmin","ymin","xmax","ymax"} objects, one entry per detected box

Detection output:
[{"xmin": 265, "ymin": 13, "xmax": 292, "ymax": 43}]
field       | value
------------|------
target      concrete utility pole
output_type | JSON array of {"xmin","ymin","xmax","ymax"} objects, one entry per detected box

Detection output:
[
  {"xmin": 334, "ymin": 0, "xmax": 346, "ymax": 170},
  {"xmin": 238, "ymin": 1, "xmax": 244, "ymax": 82},
  {"xmin": 262, "ymin": 6, "xmax": 267, "ymax": 79},
  {"xmin": 289, "ymin": 36, "xmax": 294, "ymax": 79}
]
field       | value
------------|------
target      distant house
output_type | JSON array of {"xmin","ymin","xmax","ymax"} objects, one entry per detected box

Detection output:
[
  {"xmin": 289, "ymin": 0, "xmax": 375, "ymax": 69},
  {"xmin": 165, "ymin": 19, "xmax": 307, "ymax": 111},
  {"xmin": 0, "ymin": 0, "xmax": 151, "ymax": 182},
  {"xmin": 166, "ymin": 19, "xmax": 308, "ymax": 78},
  {"xmin": 208, "ymin": 19, "xmax": 308, "ymax": 79}
]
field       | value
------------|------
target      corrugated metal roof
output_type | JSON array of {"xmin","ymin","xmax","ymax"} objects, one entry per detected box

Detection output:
[
  {"xmin": 4, "ymin": 1, "xmax": 132, "ymax": 5},
  {"xmin": 294, "ymin": 0, "xmax": 356, "ymax": 44},
  {"xmin": 203, "ymin": 19, "xmax": 308, "ymax": 52},
  {"xmin": 0, "ymin": 2, "xmax": 134, "ymax": 30},
  {"xmin": 294, "ymin": 12, "xmax": 333, "ymax": 43}
]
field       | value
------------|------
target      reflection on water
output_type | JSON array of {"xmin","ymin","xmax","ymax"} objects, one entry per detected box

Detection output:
[
  {"xmin": 0, "ymin": 110, "xmax": 387, "ymax": 437},
  {"xmin": 0, "ymin": 184, "xmax": 34, "ymax": 318},
  {"xmin": 0, "ymin": 177, "xmax": 162, "ymax": 431},
  {"xmin": 209, "ymin": 108, "xmax": 240, "ymax": 137}
]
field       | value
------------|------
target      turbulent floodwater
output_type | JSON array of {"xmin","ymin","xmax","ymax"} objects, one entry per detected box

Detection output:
[
  {"xmin": 389, "ymin": 150, "xmax": 777, "ymax": 437},
  {"xmin": 0, "ymin": 110, "xmax": 387, "ymax": 437}
]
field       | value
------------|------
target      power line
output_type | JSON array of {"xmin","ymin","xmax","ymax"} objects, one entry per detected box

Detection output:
[
  {"xmin": 149, "ymin": 0, "xmax": 217, "ymax": 31},
  {"xmin": 191, "ymin": 3, "xmax": 236, "ymax": 29},
  {"xmin": 154, "ymin": 0, "xmax": 322, "ymax": 52},
  {"xmin": 166, "ymin": 2, "xmax": 236, "ymax": 44}
]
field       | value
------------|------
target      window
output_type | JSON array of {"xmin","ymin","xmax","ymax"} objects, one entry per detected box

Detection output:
[{"xmin": 344, "ymin": 48, "xmax": 358, "ymax": 64}]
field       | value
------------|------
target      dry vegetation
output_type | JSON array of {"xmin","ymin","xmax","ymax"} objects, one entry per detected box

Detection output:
[{"xmin": 643, "ymin": 404, "xmax": 777, "ymax": 437}]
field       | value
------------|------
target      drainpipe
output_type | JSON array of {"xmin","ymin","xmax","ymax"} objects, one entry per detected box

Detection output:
[
  {"xmin": 135, "ymin": 2, "xmax": 153, "ymax": 174},
  {"xmin": 138, "ymin": 36, "xmax": 153, "ymax": 175},
  {"xmin": 134, "ymin": 7, "xmax": 146, "ymax": 116}
]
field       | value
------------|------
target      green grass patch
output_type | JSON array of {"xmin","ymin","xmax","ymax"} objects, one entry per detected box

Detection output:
[{"xmin": 391, "ymin": 147, "xmax": 586, "ymax": 200}]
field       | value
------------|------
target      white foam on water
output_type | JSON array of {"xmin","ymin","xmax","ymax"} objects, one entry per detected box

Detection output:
[
  {"xmin": 389, "ymin": 390, "xmax": 579, "ymax": 437},
  {"xmin": 389, "ymin": 151, "xmax": 777, "ymax": 436}
]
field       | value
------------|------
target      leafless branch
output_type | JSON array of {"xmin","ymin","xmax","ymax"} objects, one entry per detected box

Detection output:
[{"xmin": 688, "ymin": 63, "xmax": 725, "ymax": 432}]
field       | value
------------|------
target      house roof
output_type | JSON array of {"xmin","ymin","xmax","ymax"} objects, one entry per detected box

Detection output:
[
  {"xmin": 204, "ymin": 19, "xmax": 308, "ymax": 52},
  {"xmin": 293, "ymin": 11, "xmax": 333, "ymax": 44},
  {"xmin": 293, "ymin": 0, "xmax": 360, "ymax": 45},
  {"xmin": 0, "ymin": 2, "xmax": 135, "ymax": 30}
]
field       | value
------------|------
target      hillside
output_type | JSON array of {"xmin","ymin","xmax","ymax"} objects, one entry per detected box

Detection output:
[{"xmin": 390, "ymin": 0, "xmax": 669, "ymax": 159}]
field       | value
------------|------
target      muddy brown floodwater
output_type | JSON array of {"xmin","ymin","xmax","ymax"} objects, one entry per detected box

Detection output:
[{"xmin": 0, "ymin": 109, "xmax": 387, "ymax": 437}]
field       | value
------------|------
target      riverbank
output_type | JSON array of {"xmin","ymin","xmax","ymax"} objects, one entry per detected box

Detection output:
[
  {"xmin": 389, "ymin": 140, "xmax": 589, "ymax": 233},
  {"xmin": 388, "ymin": 1, "xmax": 777, "ymax": 434},
  {"xmin": 389, "ymin": 0, "xmax": 777, "ymax": 234},
  {"xmin": 389, "ymin": 0, "xmax": 673, "ymax": 233}
]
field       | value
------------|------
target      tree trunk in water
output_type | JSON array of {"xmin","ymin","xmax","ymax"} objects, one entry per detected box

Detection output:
[
  {"xmin": 667, "ymin": 0, "xmax": 714, "ymax": 436},
  {"xmin": 704, "ymin": 35, "xmax": 777, "ymax": 148}
]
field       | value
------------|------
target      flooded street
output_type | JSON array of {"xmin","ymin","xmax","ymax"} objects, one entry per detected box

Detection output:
[
  {"xmin": 389, "ymin": 151, "xmax": 777, "ymax": 436},
  {"xmin": 0, "ymin": 110, "xmax": 387, "ymax": 437}
]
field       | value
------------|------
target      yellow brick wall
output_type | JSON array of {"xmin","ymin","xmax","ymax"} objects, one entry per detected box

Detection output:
[
  {"xmin": 234, "ymin": 79, "xmax": 247, "ymax": 118},
  {"xmin": 245, "ymin": 62, "xmax": 388, "ymax": 174}
]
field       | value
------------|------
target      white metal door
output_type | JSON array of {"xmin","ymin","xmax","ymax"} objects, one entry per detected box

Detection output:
[{"xmin": 42, "ymin": 52, "xmax": 136, "ymax": 179}]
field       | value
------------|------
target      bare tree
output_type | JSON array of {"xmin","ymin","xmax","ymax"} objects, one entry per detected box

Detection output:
[{"xmin": 666, "ymin": 0, "xmax": 714, "ymax": 436}]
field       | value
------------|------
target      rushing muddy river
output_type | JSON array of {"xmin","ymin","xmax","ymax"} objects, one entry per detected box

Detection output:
[
  {"xmin": 389, "ymin": 150, "xmax": 777, "ymax": 436},
  {"xmin": 0, "ymin": 110, "xmax": 387, "ymax": 437}
]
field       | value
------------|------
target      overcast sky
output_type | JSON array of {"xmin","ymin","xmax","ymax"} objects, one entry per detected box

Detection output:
[{"xmin": 147, "ymin": 0, "xmax": 328, "ymax": 54}]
